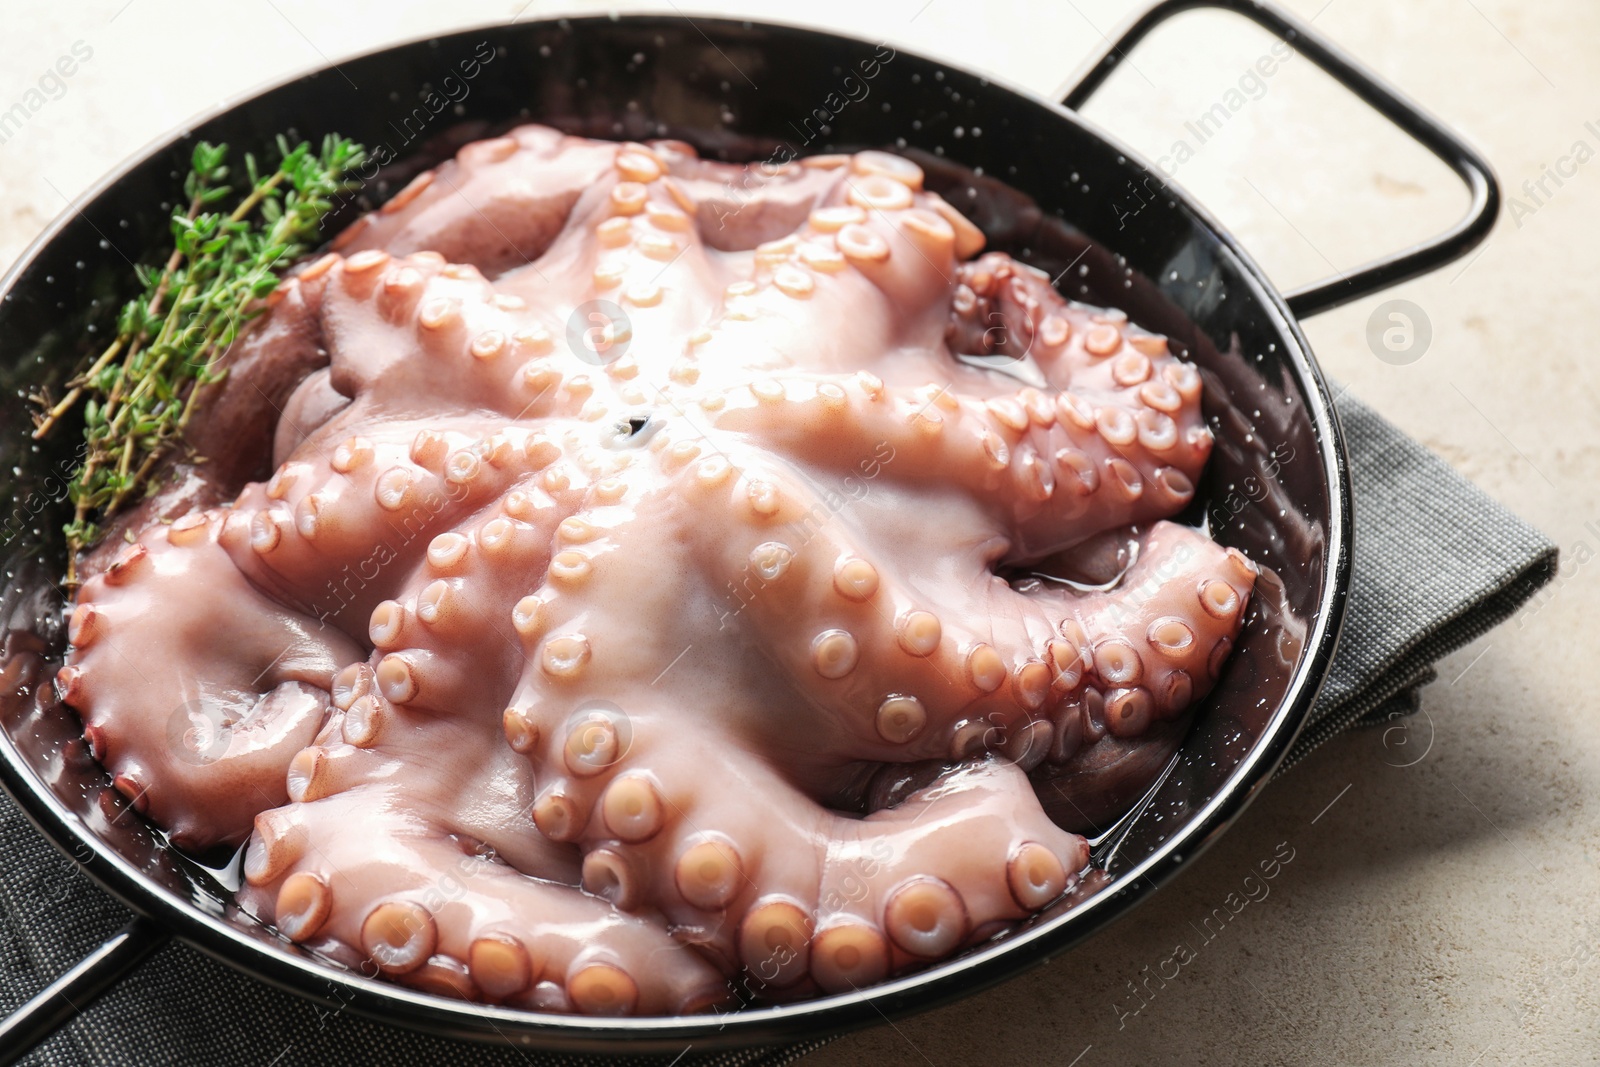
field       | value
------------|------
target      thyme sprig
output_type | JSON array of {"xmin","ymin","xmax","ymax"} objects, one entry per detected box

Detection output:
[{"xmin": 32, "ymin": 134, "xmax": 364, "ymax": 574}]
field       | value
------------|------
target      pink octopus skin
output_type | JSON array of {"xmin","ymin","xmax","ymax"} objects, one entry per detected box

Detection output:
[{"xmin": 58, "ymin": 126, "xmax": 1256, "ymax": 1014}]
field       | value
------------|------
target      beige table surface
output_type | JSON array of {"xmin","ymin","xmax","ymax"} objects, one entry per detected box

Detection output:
[{"xmin": 2, "ymin": 1, "xmax": 1595, "ymax": 1064}]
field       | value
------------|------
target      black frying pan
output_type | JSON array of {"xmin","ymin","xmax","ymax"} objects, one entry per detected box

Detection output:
[{"xmin": 0, "ymin": 0, "xmax": 1494, "ymax": 1058}]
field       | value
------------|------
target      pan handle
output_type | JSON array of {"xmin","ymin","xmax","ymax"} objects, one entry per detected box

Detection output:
[
  {"xmin": 0, "ymin": 916, "xmax": 168, "ymax": 1067},
  {"xmin": 1060, "ymin": 0, "xmax": 1499, "ymax": 318}
]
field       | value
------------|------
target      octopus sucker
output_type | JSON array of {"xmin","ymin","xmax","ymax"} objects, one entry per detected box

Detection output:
[
  {"xmin": 561, "ymin": 708, "xmax": 620, "ymax": 775},
  {"xmin": 533, "ymin": 789, "xmax": 586, "ymax": 842},
  {"xmin": 600, "ymin": 774, "xmax": 666, "ymax": 843},
  {"xmin": 884, "ymin": 876, "xmax": 969, "ymax": 959},
  {"xmin": 244, "ymin": 810, "xmax": 304, "ymax": 886},
  {"xmin": 1000, "ymin": 718, "xmax": 1054, "ymax": 772},
  {"xmin": 897, "ymin": 611, "xmax": 944, "ymax": 657},
  {"xmin": 403, "ymin": 955, "xmax": 479, "ymax": 1001},
  {"xmin": 276, "ymin": 871, "xmax": 333, "ymax": 942},
  {"xmin": 811, "ymin": 921, "xmax": 891, "ymax": 992},
  {"xmin": 740, "ymin": 899, "xmax": 813, "ymax": 987},
  {"xmin": 469, "ymin": 934, "xmax": 536, "ymax": 1001},
  {"xmin": 362, "ymin": 900, "xmax": 438, "ymax": 975},
  {"xmin": 58, "ymin": 127, "xmax": 1256, "ymax": 1012},
  {"xmin": 1006, "ymin": 841, "xmax": 1070, "ymax": 911},
  {"xmin": 567, "ymin": 961, "xmax": 640, "ymax": 1017},
  {"xmin": 342, "ymin": 694, "xmax": 389, "ymax": 748},
  {"xmin": 674, "ymin": 837, "xmax": 745, "ymax": 910},
  {"xmin": 284, "ymin": 745, "xmax": 335, "ymax": 803},
  {"xmin": 876, "ymin": 695, "xmax": 927, "ymax": 744},
  {"xmin": 581, "ymin": 847, "xmax": 644, "ymax": 910}
]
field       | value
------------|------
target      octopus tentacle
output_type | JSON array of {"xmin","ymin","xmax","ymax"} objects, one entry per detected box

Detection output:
[
  {"xmin": 651, "ymin": 142, "xmax": 847, "ymax": 252},
  {"xmin": 692, "ymin": 449, "xmax": 1252, "ymax": 767},
  {"xmin": 247, "ymin": 674, "xmax": 727, "ymax": 1013},
  {"xmin": 1030, "ymin": 522, "xmax": 1257, "ymax": 753},
  {"xmin": 706, "ymin": 370, "xmax": 1210, "ymax": 558},
  {"xmin": 61, "ymin": 518, "xmax": 360, "ymax": 849},
  {"xmin": 319, "ymin": 253, "xmax": 580, "ymax": 418},
  {"xmin": 685, "ymin": 167, "xmax": 972, "ymax": 385},
  {"xmin": 237, "ymin": 790, "xmax": 724, "ymax": 1014},
  {"xmin": 220, "ymin": 419, "xmax": 534, "ymax": 627},
  {"xmin": 336, "ymin": 126, "xmax": 620, "ymax": 275},
  {"xmin": 516, "ymin": 704, "xmax": 1087, "ymax": 994},
  {"xmin": 371, "ymin": 506, "xmax": 555, "ymax": 716}
]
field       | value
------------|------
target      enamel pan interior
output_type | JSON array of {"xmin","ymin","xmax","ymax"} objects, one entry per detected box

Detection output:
[{"xmin": 0, "ymin": 13, "xmax": 1351, "ymax": 1054}]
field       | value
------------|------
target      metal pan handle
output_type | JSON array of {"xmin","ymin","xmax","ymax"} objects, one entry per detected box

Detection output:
[
  {"xmin": 1060, "ymin": 0, "xmax": 1499, "ymax": 318},
  {"xmin": 0, "ymin": 916, "xmax": 168, "ymax": 1067}
]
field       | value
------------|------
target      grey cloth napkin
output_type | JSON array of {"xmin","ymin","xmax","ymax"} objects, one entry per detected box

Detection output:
[
  {"xmin": 1279, "ymin": 392, "xmax": 1556, "ymax": 769},
  {"xmin": 0, "ymin": 391, "xmax": 1556, "ymax": 1067}
]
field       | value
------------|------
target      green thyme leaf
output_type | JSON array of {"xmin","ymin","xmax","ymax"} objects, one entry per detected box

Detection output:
[{"xmin": 31, "ymin": 134, "xmax": 365, "ymax": 577}]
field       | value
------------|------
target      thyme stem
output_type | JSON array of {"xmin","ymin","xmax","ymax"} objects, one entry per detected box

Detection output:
[{"xmin": 32, "ymin": 134, "xmax": 364, "ymax": 573}]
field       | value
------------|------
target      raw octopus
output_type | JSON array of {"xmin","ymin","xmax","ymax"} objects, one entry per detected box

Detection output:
[{"xmin": 57, "ymin": 126, "xmax": 1256, "ymax": 1015}]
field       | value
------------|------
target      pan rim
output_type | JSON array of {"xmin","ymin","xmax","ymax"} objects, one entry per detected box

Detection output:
[{"xmin": 0, "ymin": 10, "xmax": 1350, "ymax": 1051}]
